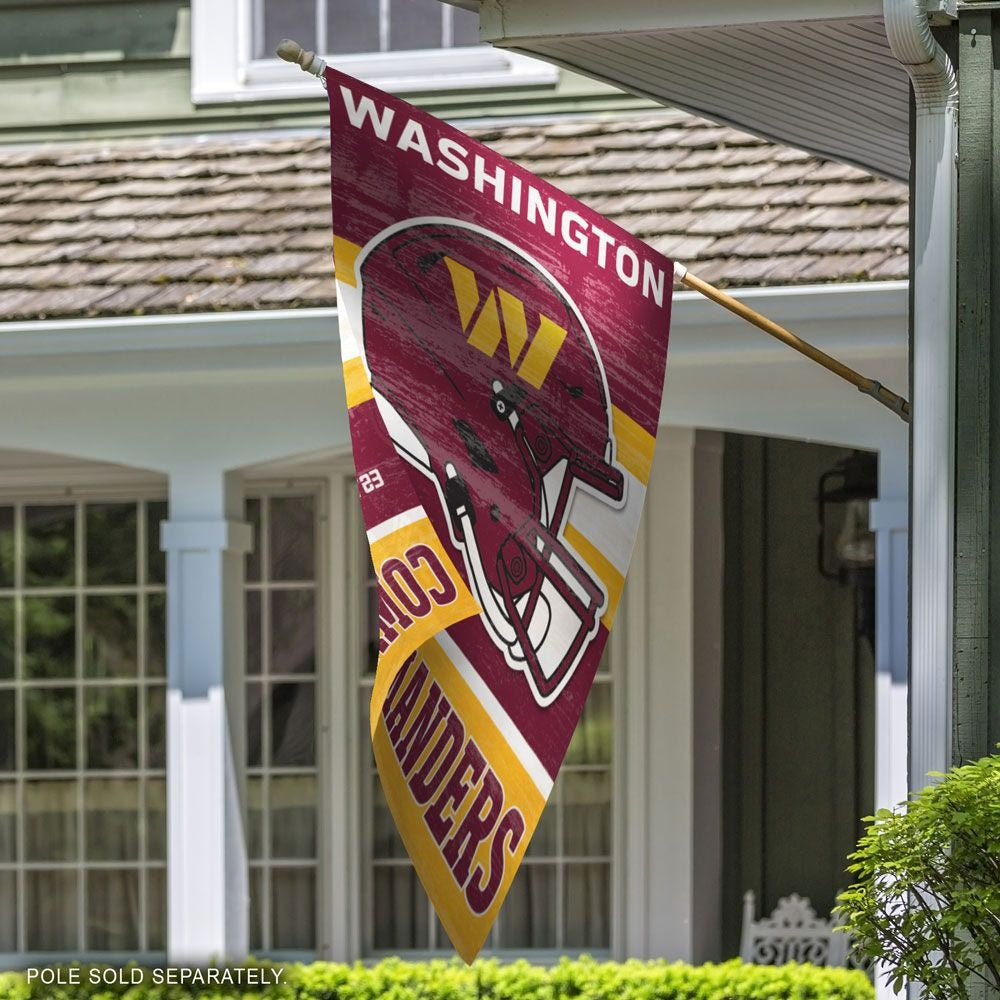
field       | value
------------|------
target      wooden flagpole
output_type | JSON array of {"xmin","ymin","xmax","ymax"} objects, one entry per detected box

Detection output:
[
  {"xmin": 675, "ymin": 264, "xmax": 910, "ymax": 422},
  {"xmin": 277, "ymin": 39, "xmax": 911, "ymax": 425}
]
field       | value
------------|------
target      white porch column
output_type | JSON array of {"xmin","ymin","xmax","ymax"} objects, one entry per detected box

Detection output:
[
  {"xmin": 871, "ymin": 448, "xmax": 908, "ymax": 1000},
  {"xmin": 162, "ymin": 468, "xmax": 252, "ymax": 964},
  {"xmin": 872, "ymin": 449, "xmax": 909, "ymax": 815},
  {"xmin": 619, "ymin": 428, "xmax": 724, "ymax": 961}
]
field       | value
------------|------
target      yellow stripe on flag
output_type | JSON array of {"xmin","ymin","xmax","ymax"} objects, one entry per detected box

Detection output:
[
  {"xmin": 367, "ymin": 515, "xmax": 479, "ymax": 740},
  {"xmin": 343, "ymin": 356, "xmax": 374, "ymax": 409},
  {"xmin": 333, "ymin": 235, "xmax": 363, "ymax": 288},
  {"xmin": 563, "ymin": 522, "xmax": 625, "ymax": 628},
  {"xmin": 373, "ymin": 638, "xmax": 545, "ymax": 964},
  {"xmin": 612, "ymin": 404, "xmax": 655, "ymax": 486}
]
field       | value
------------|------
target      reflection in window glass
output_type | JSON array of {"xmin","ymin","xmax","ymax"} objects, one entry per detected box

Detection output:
[
  {"xmin": 24, "ymin": 596, "xmax": 75, "ymax": 680},
  {"xmin": 86, "ymin": 686, "xmax": 138, "ymax": 770},
  {"xmin": 0, "ymin": 598, "xmax": 12, "ymax": 681},
  {"xmin": 85, "ymin": 595, "xmax": 138, "ymax": 678},
  {"xmin": 25, "ymin": 505, "xmax": 74, "ymax": 588},
  {"xmin": 24, "ymin": 779, "xmax": 77, "ymax": 862},
  {"xmin": 26, "ymin": 687, "xmax": 76, "ymax": 770},
  {"xmin": 0, "ymin": 507, "xmax": 13, "ymax": 589},
  {"xmin": 86, "ymin": 503, "xmax": 136, "ymax": 586}
]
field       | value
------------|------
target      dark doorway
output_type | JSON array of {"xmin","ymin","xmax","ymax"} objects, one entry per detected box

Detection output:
[{"xmin": 720, "ymin": 434, "xmax": 876, "ymax": 956}]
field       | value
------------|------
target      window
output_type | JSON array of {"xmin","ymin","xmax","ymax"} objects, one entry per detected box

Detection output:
[
  {"xmin": 358, "ymin": 539, "xmax": 614, "ymax": 955},
  {"xmin": 190, "ymin": 0, "xmax": 557, "ymax": 104},
  {"xmin": 0, "ymin": 496, "xmax": 167, "ymax": 956},
  {"xmin": 245, "ymin": 489, "xmax": 322, "ymax": 955}
]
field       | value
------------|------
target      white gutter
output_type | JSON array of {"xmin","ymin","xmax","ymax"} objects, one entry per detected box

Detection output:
[{"xmin": 882, "ymin": 1, "xmax": 957, "ymax": 795}]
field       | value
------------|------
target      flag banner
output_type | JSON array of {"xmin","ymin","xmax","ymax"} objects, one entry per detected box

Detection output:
[{"xmin": 327, "ymin": 66, "xmax": 672, "ymax": 961}]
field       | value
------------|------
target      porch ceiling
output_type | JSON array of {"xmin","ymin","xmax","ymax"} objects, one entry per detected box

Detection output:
[{"xmin": 447, "ymin": 0, "xmax": 912, "ymax": 181}]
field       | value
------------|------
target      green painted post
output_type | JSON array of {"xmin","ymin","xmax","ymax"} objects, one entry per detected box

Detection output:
[{"xmin": 954, "ymin": 7, "xmax": 1000, "ymax": 769}]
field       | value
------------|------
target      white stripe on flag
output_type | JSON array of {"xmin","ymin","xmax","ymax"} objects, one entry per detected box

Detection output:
[
  {"xmin": 436, "ymin": 631, "xmax": 554, "ymax": 799},
  {"xmin": 366, "ymin": 506, "xmax": 425, "ymax": 544}
]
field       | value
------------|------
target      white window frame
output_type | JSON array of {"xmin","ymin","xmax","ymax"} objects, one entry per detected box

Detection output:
[
  {"xmin": 243, "ymin": 479, "xmax": 328, "ymax": 962},
  {"xmin": 190, "ymin": 0, "xmax": 558, "ymax": 105},
  {"xmin": 0, "ymin": 479, "xmax": 169, "ymax": 966}
]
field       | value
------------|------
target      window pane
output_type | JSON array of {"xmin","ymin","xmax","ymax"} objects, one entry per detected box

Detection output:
[
  {"xmin": 326, "ymin": 0, "xmax": 380, "ymax": 54},
  {"xmin": 0, "ymin": 597, "xmax": 13, "ymax": 680},
  {"xmin": 365, "ymin": 584, "xmax": 379, "ymax": 677},
  {"xmin": 271, "ymin": 866, "xmax": 316, "ymax": 949},
  {"xmin": 249, "ymin": 866, "xmax": 265, "ymax": 951},
  {"xmin": 271, "ymin": 590, "xmax": 315, "ymax": 675},
  {"xmin": 271, "ymin": 682, "xmax": 315, "ymax": 766},
  {"xmin": 499, "ymin": 864, "xmax": 556, "ymax": 948},
  {"xmin": 246, "ymin": 591, "xmax": 261, "ymax": 677},
  {"xmin": 0, "ymin": 782, "xmax": 15, "ymax": 861},
  {"xmin": 245, "ymin": 498, "xmax": 261, "ymax": 583},
  {"xmin": 85, "ymin": 777, "xmax": 139, "ymax": 861},
  {"xmin": 24, "ymin": 595, "xmax": 75, "ymax": 680},
  {"xmin": 270, "ymin": 496, "xmax": 315, "ymax": 581},
  {"xmin": 147, "ymin": 593, "xmax": 166, "ymax": 678},
  {"xmin": 247, "ymin": 776, "xmax": 264, "ymax": 860},
  {"xmin": 86, "ymin": 686, "xmax": 138, "ymax": 770},
  {"xmin": 389, "ymin": 0, "xmax": 443, "ymax": 50},
  {"xmin": 26, "ymin": 687, "xmax": 76, "ymax": 770},
  {"xmin": 451, "ymin": 6, "xmax": 480, "ymax": 46},
  {"xmin": 25, "ymin": 505, "xmax": 75, "ymax": 587},
  {"xmin": 372, "ymin": 775, "xmax": 406, "ymax": 859},
  {"xmin": 25, "ymin": 779, "xmax": 77, "ymax": 861},
  {"xmin": 147, "ymin": 867, "xmax": 166, "ymax": 951},
  {"xmin": 259, "ymin": 0, "xmax": 317, "ymax": 60},
  {"xmin": 0, "ymin": 506, "xmax": 13, "ymax": 589},
  {"xmin": 526, "ymin": 781, "xmax": 557, "ymax": 857},
  {"xmin": 147, "ymin": 778, "xmax": 166, "ymax": 861},
  {"xmin": 564, "ymin": 862, "xmax": 610, "ymax": 948},
  {"xmin": 247, "ymin": 681, "xmax": 263, "ymax": 767},
  {"xmin": 563, "ymin": 770, "xmax": 611, "ymax": 857},
  {"xmin": 0, "ymin": 870, "xmax": 15, "ymax": 951},
  {"xmin": 86, "ymin": 869, "xmax": 139, "ymax": 950},
  {"xmin": 271, "ymin": 774, "xmax": 316, "ymax": 859},
  {"xmin": 26, "ymin": 869, "xmax": 78, "ymax": 950},
  {"xmin": 564, "ymin": 681, "xmax": 611, "ymax": 765},
  {"xmin": 147, "ymin": 684, "xmax": 165, "ymax": 769},
  {"xmin": 85, "ymin": 595, "xmax": 138, "ymax": 678},
  {"xmin": 86, "ymin": 503, "xmax": 137, "ymax": 586},
  {"xmin": 373, "ymin": 866, "xmax": 429, "ymax": 950},
  {"xmin": 146, "ymin": 501, "xmax": 168, "ymax": 586},
  {"xmin": 0, "ymin": 690, "xmax": 13, "ymax": 771}
]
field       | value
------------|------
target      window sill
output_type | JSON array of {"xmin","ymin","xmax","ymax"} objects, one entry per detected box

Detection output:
[{"xmin": 192, "ymin": 48, "xmax": 558, "ymax": 105}]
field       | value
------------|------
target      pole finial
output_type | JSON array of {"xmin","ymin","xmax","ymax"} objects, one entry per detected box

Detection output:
[{"xmin": 276, "ymin": 38, "xmax": 326, "ymax": 78}]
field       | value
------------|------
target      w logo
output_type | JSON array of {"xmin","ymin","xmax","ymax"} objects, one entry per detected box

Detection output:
[{"xmin": 443, "ymin": 256, "xmax": 567, "ymax": 390}]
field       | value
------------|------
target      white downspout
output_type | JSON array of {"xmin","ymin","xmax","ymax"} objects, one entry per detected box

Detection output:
[
  {"xmin": 883, "ymin": 0, "xmax": 957, "ymax": 787},
  {"xmin": 882, "ymin": 3, "xmax": 957, "ymax": 996}
]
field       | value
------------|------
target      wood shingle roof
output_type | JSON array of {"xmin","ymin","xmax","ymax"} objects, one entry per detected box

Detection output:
[{"xmin": 0, "ymin": 111, "xmax": 908, "ymax": 322}]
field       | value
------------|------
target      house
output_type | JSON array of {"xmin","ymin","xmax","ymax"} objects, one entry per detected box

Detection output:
[{"xmin": 0, "ymin": 0, "xmax": 909, "ymax": 971}]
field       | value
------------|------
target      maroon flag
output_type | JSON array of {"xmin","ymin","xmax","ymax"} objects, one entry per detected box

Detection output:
[{"xmin": 328, "ymin": 66, "xmax": 672, "ymax": 960}]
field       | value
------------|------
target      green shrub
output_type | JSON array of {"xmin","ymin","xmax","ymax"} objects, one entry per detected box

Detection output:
[
  {"xmin": 0, "ymin": 957, "xmax": 873, "ymax": 1000},
  {"xmin": 838, "ymin": 751, "xmax": 1000, "ymax": 999}
]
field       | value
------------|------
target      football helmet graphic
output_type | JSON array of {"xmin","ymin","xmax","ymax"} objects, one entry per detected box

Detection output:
[{"xmin": 357, "ymin": 220, "xmax": 624, "ymax": 707}]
